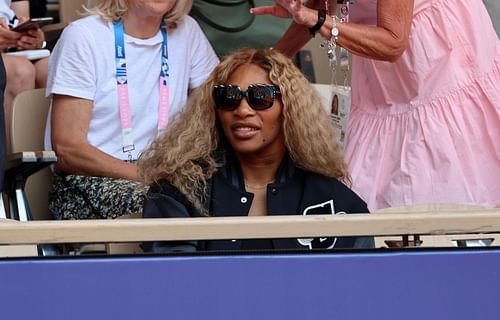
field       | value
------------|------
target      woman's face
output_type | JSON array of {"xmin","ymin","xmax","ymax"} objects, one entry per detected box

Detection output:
[
  {"xmin": 128, "ymin": 0, "xmax": 176, "ymax": 18},
  {"xmin": 216, "ymin": 64, "xmax": 285, "ymax": 158},
  {"xmin": 332, "ymin": 95, "xmax": 339, "ymax": 115}
]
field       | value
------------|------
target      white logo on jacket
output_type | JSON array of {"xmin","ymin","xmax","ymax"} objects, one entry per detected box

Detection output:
[{"xmin": 297, "ymin": 200, "xmax": 345, "ymax": 249}]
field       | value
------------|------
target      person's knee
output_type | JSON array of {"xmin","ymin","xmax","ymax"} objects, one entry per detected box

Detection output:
[{"xmin": 4, "ymin": 56, "xmax": 36, "ymax": 94}]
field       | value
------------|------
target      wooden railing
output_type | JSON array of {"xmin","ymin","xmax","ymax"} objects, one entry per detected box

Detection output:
[{"xmin": 1, "ymin": 209, "xmax": 500, "ymax": 245}]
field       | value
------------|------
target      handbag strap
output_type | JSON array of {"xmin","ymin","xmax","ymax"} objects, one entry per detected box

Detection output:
[{"xmin": 191, "ymin": 0, "xmax": 256, "ymax": 33}]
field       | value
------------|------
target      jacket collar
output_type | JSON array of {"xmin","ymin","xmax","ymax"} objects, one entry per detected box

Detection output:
[{"xmin": 218, "ymin": 148, "xmax": 296, "ymax": 191}]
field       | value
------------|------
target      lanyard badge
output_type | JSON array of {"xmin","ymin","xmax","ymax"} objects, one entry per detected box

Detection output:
[
  {"xmin": 113, "ymin": 20, "xmax": 170, "ymax": 159},
  {"xmin": 321, "ymin": 1, "xmax": 352, "ymax": 150}
]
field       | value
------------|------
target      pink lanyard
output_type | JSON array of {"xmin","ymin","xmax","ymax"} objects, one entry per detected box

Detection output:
[{"xmin": 114, "ymin": 20, "xmax": 170, "ymax": 159}]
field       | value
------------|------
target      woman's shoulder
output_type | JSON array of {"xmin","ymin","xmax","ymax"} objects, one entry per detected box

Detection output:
[
  {"xmin": 302, "ymin": 170, "xmax": 350, "ymax": 192},
  {"xmin": 68, "ymin": 14, "xmax": 108, "ymax": 27},
  {"xmin": 148, "ymin": 180, "xmax": 180, "ymax": 196},
  {"xmin": 146, "ymin": 179, "xmax": 183, "ymax": 202},
  {"xmin": 300, "ymin": 169, "xmax": 369, "ymax": 212},
  {"xmin": 55, "ymin": 15, "xmax": 113, "ymax": 52},
  {"xmin": 172, "ymin": 15, "xmax": 206, "ymax": 37},
  {"xmin": 147, "ymin": 181, "xmax": 193, "ymax": 206},
  {"xmin": 64, "ymin": 15, "xmax": 110, "ymax": 36},
  {"xmin": 175, "ymin": 15, "xmax": 200, "ymax": 30}
]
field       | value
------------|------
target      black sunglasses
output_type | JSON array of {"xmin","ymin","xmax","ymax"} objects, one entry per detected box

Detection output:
[{"xmin": 213, "ymin": 84, "xmax": 281, "ymax": 111}]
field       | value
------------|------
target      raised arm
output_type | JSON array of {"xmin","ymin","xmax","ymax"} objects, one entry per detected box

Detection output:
[
  {"xmin": 253, "ymin": 0, "xmax": 414, "ymax": 62},
  {"xmin": 251, "ymin": 0, "xmax": 326, "ymax": 58},
  {"xmin": 51, "ymin": 94, "xmax": 139, "ymax": 181}
]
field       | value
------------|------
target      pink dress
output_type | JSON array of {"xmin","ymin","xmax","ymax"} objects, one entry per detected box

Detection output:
[{"xmin": 347, "ymin": 0, "xmax": 500, "ymax": 210}]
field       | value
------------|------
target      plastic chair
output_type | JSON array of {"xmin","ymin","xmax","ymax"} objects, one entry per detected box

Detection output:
[
  {"xmin": 2, "ymin": 88, "xmax": 58, "ymax": 256},
  {"xmin": 3, "ymin": 88, "xmax": 55, "ymax": 222}
]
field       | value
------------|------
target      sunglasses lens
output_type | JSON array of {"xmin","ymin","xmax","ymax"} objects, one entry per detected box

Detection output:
[
  {"xmin": 214, "ymin": 84, "xmax": 280, "ymax": 111},
  {"xmin": 214, "ymin": 86, "xmax": 241, "ymax": 110},
  {"xmin": 248, "ymin": 85, "xmax": 276, "ymax": 110}
]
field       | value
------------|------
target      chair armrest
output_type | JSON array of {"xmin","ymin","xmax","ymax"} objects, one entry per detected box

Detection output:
[
  {"xmin": 35, "ymin": 151, "xmax": 57, "ymax": 163},
  {"xmin": 3, "ymin": 151, "xmax": 57, "ymax": 221},
  {"xmin": 6, "ymin": 152, "xmax": 37, "ymax": 170},
  {"xmin": 5, "ymin": 151, "xmax": 56, "ymax": 179}
]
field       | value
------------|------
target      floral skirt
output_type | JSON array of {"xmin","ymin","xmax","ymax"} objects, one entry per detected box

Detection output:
[{"xmin": 49, "ymin": 173, "xmax": 145, "ymax": 220}]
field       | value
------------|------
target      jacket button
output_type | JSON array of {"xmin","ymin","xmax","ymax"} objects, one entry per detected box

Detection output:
[
  {"xmin": 271, "ymin": 188, "xmax": 278, "ymax": 195},
  {"xmin": 240, "ymin": 197, "xmax": 248, "ymax": 203}
]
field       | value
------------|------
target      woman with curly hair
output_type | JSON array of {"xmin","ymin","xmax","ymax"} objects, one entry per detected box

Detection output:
[{"xmin": 139, "ymin": 48, "xmax": 373, "ymax": 252}]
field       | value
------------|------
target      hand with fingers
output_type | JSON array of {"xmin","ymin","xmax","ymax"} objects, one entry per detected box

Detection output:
[
  {"xmin": 0, "ymin": 18, "xmax": 22, "ymax": 51},
  {"xmin": 16, "ymin": 27, "xmax": 45, "ymax": 50},
  {"xmin": 251, "ymin": 0, "xmax": 316, "ymax": 26},
  {"xmin": 11, "ymin": 16, "xmax": 45, "ymax": 50}
]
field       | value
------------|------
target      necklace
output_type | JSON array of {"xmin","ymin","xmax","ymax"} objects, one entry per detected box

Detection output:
[{"xmin": 244, "ymin": 179, "xmax": 275, "ymax": 190}]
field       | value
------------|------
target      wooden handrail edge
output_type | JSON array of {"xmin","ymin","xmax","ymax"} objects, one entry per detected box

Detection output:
[{"xmin": 1, "ymin": 210, "xmax": 500, "ymax": 245}]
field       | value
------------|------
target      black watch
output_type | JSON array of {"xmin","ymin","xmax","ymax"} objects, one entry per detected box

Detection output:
[{"xmin": 308, "ymin": 9, "xmax": 327, "ymax": 37}]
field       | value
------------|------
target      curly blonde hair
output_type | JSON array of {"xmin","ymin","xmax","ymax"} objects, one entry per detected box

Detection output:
[
  {"xmin": 84, "ymin": 0, "xmax": 192, "ymax": 28},
  {"xmin": 139, "ymin": 48, "xmax": 350, "ymax": 214}
]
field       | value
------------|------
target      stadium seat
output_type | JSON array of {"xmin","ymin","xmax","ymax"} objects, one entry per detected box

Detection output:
[
  {"xmin": 1, "ymin": 88, "xmax": 57, "ymax": 256},
  {"xmin": 3, "ymin": 88, "xmax": 55, "ymax": 222}
]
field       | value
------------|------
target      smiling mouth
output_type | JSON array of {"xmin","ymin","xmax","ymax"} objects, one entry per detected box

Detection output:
[
  {"xmin": 234, "ymin": 127, "xmax": 258, "ymax": 131},
  {"xmin": 232, "ymin": 126, "xmax": 260, "ymax": 139}
]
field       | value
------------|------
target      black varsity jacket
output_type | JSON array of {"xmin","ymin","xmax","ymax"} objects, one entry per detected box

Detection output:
[{"xmin": 143, "ymin": 153, "xmax": 374, "ymax": 252}]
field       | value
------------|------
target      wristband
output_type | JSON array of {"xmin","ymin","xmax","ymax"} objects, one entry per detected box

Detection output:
[{"xmin": 309, "ymin": 9, "xmax": 326, "ymax": 37}]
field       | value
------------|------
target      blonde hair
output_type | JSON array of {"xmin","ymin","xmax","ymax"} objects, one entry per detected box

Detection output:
[
  {"xmin": 84, "ymin": 0, "xmax": 192, "ymax": 28},
  {"xmin": 139, "ymin": 48, "xmax": 350, "ymax": 214}
]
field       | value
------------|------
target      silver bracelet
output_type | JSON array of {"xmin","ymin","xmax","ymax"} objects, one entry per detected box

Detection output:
[
  {"xmin": 322, "ymin": 15, "xmax": 341, "ymax": 64},
  {"xmin": 331, "ymin": 15, "xmax": 340, "ymax": 47}
]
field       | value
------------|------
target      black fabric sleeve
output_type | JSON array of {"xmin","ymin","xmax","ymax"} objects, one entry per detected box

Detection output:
[
  {"xmin": 143, "ymin": 186, "xmax": 192, "ymax": 219},
  {"xmin": 142, "ymin": 184, "xmax": 198, "ymax": 253}
]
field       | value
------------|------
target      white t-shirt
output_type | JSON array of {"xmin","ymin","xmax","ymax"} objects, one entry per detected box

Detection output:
[{"xmin": 45, "ymin": 15, "xmax": 219, "ymax": 160}]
